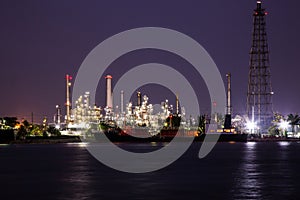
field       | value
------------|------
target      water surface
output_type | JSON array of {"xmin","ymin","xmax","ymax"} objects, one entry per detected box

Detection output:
[{"xmin": 0, "ymin": 142, "xmax": 299, "ymax": 200}]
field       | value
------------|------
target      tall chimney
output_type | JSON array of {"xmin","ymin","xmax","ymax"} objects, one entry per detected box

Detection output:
[
  {"xmin": 224, "ymin": 73, "xmax": 232, "ymax": 129},
  {"xmin": 105, "ymin": 75, "xmax": 113, "ymax": 108},
  {"xmin": 56, "ymin": 105, "xmax": 61, "ymax": 125},
  {"xmin": 257, "ymin": 0, "xmax": 262, "ymax": 9},
  {"xmin": 176, "ymin": 94, "xmax": 179, "ymax": 114},
  {"xmin": 226, "ymin": 73, "xmax": 232, "ymax": 115},
  {"xmin": 137, "ymin": 91, "xmax": 141, "ymax": 107},
  {"xmin": 121, "ymin": 90, "xmax": 124, "ymax": 114},
  {"xmin": 65, "ymin": 74, "xmax": 72, "ymax": 124}
]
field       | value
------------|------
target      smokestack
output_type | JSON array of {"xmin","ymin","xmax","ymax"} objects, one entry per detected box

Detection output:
[
  {"xmin": 105, "ymin": 75, "xmax": 113, "ymax": 108},
  {"xmin": 137, "ymin": 91, "xmax": 141, "ymax": 107},
  {"xmin": 121, "ymin": 90, "xmax": 124, "ymax": 114},
  {"xmin": 65, "ymin": 74, "xmax": 72, "ymax": 124},
  {"xmin": 224, "ymin": 73, "xmax": 232, "ymax": 129},
  {"xmin": 226, "ymin": 73, "xmax": 232, "ymax": 115},
  {"xmin": 112, "ymin": 92, "xmax": 114, "ymax": 109},
  {"xmin": 176, "ymin": 94, "xmax": 179, "ymax": 114},
  {"xmin": 257, "ymin": 1, "xmax": 262, "ymax": 10},
  {"xmin": 56, "ymin": 105, "xmax": 61, "ymax": 125}
]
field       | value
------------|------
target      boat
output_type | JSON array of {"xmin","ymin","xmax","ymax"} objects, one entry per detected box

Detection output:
[
  {"xmin": 195, "ymin": 132, "xmax": 248, "ymax": 142},
  {"xmin": 94, "ymin": 116, "xmax": 248, "ymax": 143}
]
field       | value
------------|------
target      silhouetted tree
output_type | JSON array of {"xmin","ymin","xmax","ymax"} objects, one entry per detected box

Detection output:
[
  {"xmin": 197, "ymin": 115, "xmax": 206, "ymax": 134},
  {"xmin": 268, "ymin": 125, "xmax": 280, "ymax": 136},
  {"xmin": 3, "ymin": 117, "xmax": 18, "ymax": 128},
  {"xmin": 30, "ymin": 125, "xmax": 43, "ymax": 136},
  {"xmin": 17, "ymin": 125, "xmax": 27, "ymax": 140},
  {"xmin": 47, "ymin": 126, "xmax": 61, "ymax": 136},
  {"xmin": 287, "ymin": 114, "xmax": 300, "ymax": 136},
  {"xmin": 22, "ymin": 120, "xmax": 32, "ymax": 133}
]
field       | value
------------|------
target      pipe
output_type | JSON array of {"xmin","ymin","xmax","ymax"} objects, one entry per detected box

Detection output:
[
  {"xmin": 137, "ymin": 91, "xmax": 141, "ymax": 107},
  {"xmin": 176, "ymin": 94, "xmax": 179, "ymax": 114},
  {"xmin": 226, "ymin": 73, "xmax": 232, "ymax": 115},
  {"xmin": 65, "ymin": 74, "xmax": 71, "ymax": 124},
  {"xmin": 105, "ymin": 75, "xmax": 113, "ymax": 108},
  {"xmin": 121, "ymin": 90, "xmax": 124, "ymax": 114}
]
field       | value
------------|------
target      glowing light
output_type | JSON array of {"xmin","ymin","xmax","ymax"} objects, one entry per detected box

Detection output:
[
  {"xmin": 151, "ymin": 142, "xmax": 157, "ymax": 146},
  {"xmin": 246, "ymin": 121, "xmax": 257, "ymax": 130},
  {"xmin": 246, "ymin": 142, "xmax": 256, "ymax": 150},
  {"xmin": 66, "ymin": 74, "xmax": 72, "ymax": 80},
  {"xmin": 278, "ymin": 141, "xmax": 290, "ymax": 147},
  {"xmin": 14, "ymin": 124, "xmax": 21, "ymax": 129},
  {"xmin": 279, "ymin": 119, "xmax": 289, "ymax": 130},
  {"xmin": 66, "ymin": 142, "xmax": 89, "ymax": 148},
  {"xmin": 246, "ymin": 142, "xmax": 256, "ymax": 147}
]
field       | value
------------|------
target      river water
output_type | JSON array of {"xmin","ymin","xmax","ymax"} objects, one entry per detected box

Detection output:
[{"xmin": 0, "ymin": 142, "xmax": 299, "ymax": 200}]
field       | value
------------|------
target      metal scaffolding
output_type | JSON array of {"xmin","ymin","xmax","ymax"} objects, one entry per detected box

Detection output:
[{"xmin": 246, "ymin": 1, "xmax": 274, "ymax": 133}]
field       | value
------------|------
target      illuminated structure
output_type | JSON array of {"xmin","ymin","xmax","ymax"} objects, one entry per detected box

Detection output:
[
  {"xmin": 246, "ymin": 1, "xmax": 274, "ymax": 133},
  {"xmin": 176, "ymin": 94, "xmax": 179, "ymax": 115},
  {"xmin": 65, "ymin": 74, "xmax": 72, "ymax": 124},
  {"xmin": 224, "ymin": 73, "xmax": 232, "ymax": 129},
  {"xmin": 120, "ymin": 90, "xmax": 124, "ymax": 115},
  {"xmin": 105, "ymin": 75, "xmax": 113, "ymax": 108},
  {"xmin": 55, "ymin": 73, "xmax": 192, "ymax": 136},
  {"xmin": 73, "ymin": 91, "xmax": 101, "ymax": 124},
  {"xmin": 54, "ymin": 105, "xmax": 61, "ymax": 129}
]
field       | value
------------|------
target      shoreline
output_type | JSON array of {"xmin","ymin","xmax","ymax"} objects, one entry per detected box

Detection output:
[{"xmin": 1, "ymin": 136, "xmax": 299, "ymax": 145}]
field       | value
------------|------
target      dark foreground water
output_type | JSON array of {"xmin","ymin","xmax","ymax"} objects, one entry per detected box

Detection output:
[{"xmin": 0, "ymin": 142, "xmax": 300, "ymax": 200}]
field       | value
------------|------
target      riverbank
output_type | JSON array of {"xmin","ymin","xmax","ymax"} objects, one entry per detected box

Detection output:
[
  {"xmin": 248, "ymin": 137, "xmax": 300, "ymax": 142},
  {"xmin": 9, "ymin": 136, "xmax": 81, "ymax": 144},
  {"xmin": 1, "ymin": 136, "xmax": 299, "ymax": 144}
]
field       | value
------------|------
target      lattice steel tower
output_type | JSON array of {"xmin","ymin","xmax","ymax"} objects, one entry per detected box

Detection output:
[{"xmin": 247, "ymin": 1, "xmax": 274, "ymax": 133}]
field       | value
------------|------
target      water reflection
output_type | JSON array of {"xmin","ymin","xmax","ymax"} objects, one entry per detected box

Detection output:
[
  {"xmin": 66, "ymin": 142, "xmax": 89, "ymax": 148},
  {"xmin": 1, "ymin": 142, "xmax": 298, "ymax": 199},
  {"xmin": 58, "ymin": 145, "xmax": 95, "ymax": 200},
  {"xmin": 232, "ymin": 142, "xmax": 263, "ymax": 199},
  {"xmin": 278, "ymin": 141, "xmax": 290, "ymax": 147},
  {"xmin": 245, "ymin": 141, "xmax": 256, "ymax": 149},
  {"xmin": 276, "ymin": 142, "xmax": 294, "ymax": 197},
  {"xmin": 232, "ymin": 142, "xmax": 295, "ymax": 199}
]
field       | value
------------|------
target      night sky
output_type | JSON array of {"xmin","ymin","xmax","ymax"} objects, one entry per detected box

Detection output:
[{"xmin": 0, "ymin": 0, "xmax": 299, "ymax": 123}]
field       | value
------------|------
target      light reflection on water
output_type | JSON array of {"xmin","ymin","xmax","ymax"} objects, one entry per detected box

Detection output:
[
  {"xmin": 0, "ymin": 142, "xmax": 299, "ymax": 199},
  {"xmin": 232, "ymin": 142, "xmax": 295, "ymax": 199},
  {"xmin": 59, "ymin": 148, "xmax": 94, "ymax": 200},
  {"xmin": 278, "ymin": 141, "xmax": 290, "ymax": 147},
  {"xmin": 66, "ymin": 142, "xmax": 89, "ymax": 148},
  {"xmin": 232, "ymin": 142, "xmax": 263, "ymax": 199}
]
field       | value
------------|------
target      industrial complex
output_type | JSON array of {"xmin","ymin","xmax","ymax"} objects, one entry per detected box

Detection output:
[{"xmin": 1, "ymin": 1, "xmax": 299, "ymax": 142}]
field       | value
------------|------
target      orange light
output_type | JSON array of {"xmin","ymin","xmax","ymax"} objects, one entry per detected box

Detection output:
[{"xmin": 14, "ymin": 124, "xmax": 21, "ymax": 129}]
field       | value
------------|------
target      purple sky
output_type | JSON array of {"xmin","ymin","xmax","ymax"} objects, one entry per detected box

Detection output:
[{"xmin": 0, "ymin": 0, "xmax": 299, "ymax": 123}]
